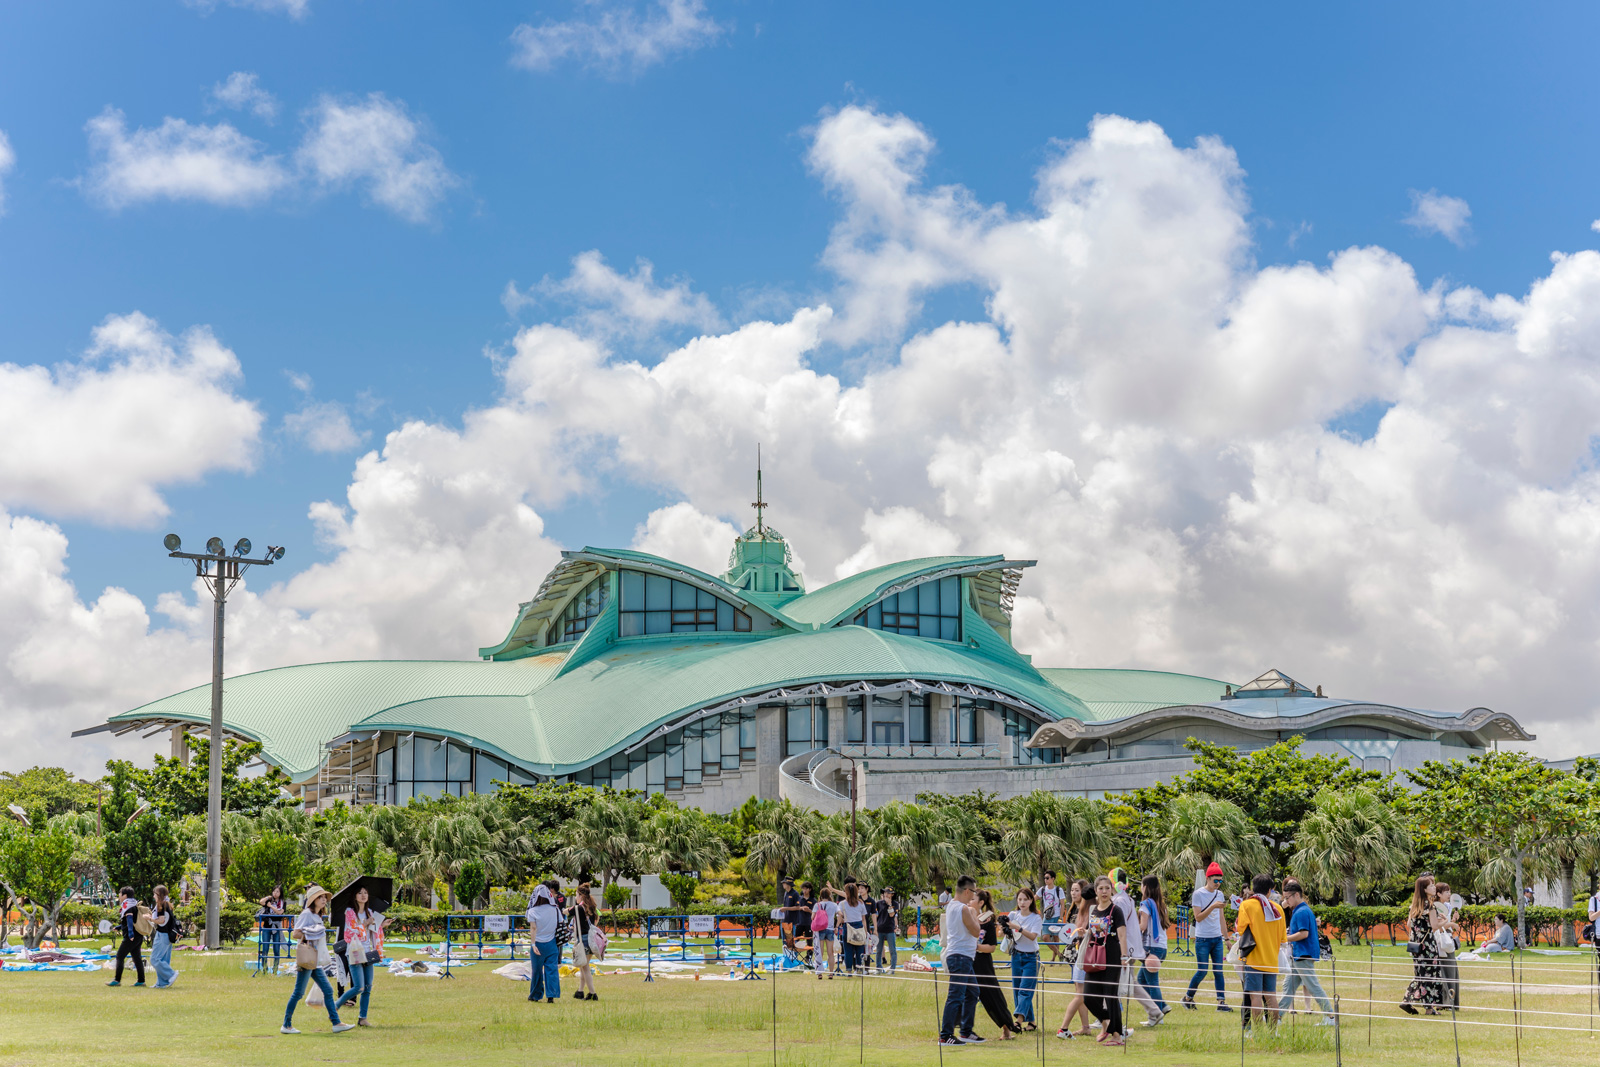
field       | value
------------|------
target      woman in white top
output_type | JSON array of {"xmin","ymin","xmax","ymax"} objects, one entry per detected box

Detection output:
[
  {"xmin": 334, "ymin": 886, "xmax": 387, "ymax": 1026},
  {"xmin": 838, "ymin": 882, "xmax": 870, "ymax": 975},
  {"xmin": 1007, "ymin": 887, "xmax": 1043, "ymax": 1031},
  {"xmin": 812, "ymin": 887, "xmax": 838, "ymax": 979},
  {"xmin": 282, "ymin": 886, "xmax": 354, "ymax": 1035}
]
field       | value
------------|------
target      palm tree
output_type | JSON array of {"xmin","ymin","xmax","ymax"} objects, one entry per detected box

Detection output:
[
  {"xmin": 745, "ymin": 800, "xmax": 817, "ymax": 892},
  {"xmin": 645, "ymin": 807, "xmax": 730, "ymax": 875},
  {"xmin": 1148, "ymin": 793, "xmax": 1269, "ymax": 883},
  {"xmin": 1292, "ymin": 787, "xmax": 1411, "ymax": 942},
  {"xmin": 864, "ymin": 801, "xmax": 958, "ymax": 892},
  {"xmin": 999, "ymin": 791, "xmax": 1110, "ymax": 888},
  {"xmin": 555, "ymin": 795, "xmax": 647, "ymax": 898},
  {"xmin": 408, "ymin": 811, "xmax": 493, "ymax": 909}
]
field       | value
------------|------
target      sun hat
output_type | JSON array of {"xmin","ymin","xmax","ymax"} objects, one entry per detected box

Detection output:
[{"xmin": 304, "ymin": 884, "xmax": 331, "ymax": 907}]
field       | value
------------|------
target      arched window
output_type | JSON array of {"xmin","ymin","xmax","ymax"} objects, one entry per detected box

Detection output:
[
  {"xmin": 550, "ymin": 573, "xmax": 607, "ymax": 645},
  {"xmin": 618, "ymin": 570, "xmax": 752, "ymax": 636},
  {"xmin": 850, "ymin": 575, "xmax": 961, "ymax": 641}
]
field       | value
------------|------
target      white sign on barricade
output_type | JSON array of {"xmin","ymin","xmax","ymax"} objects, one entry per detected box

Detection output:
[
  {"xmin": 687, "ymin": 914, "xmax": 715, "ymax": 934},
  {"xmin": 483, "ymin": 914, "xmax": 511, "ymax": 933}
]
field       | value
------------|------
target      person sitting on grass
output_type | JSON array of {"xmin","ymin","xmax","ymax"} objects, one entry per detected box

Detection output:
[{"xmin": 1478, "ymin": 915, "xmax": 1514, "ymax": 955}]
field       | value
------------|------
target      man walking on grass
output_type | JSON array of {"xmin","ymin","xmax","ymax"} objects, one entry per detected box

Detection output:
[
  {"xmin": 1279, "ymin": 880, "xmax": 1336, "ymax": 1027},
  {"xmin": 938, "ymin": 875, "xmax": 984, "ymax": 1047}
]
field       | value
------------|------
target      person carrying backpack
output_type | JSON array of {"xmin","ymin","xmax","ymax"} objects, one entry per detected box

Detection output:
[
  {"xmin": 151, "ymin": 884, "xmax": 180, "ymax": 988},
  {"xmin": 107, "ymin": 886, "xmax": 148, "ymax": 988}
]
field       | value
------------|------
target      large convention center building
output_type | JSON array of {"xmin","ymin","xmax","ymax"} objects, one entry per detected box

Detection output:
[{"xmin": 79, "ymin": 500, "xmax": 1534, "ymax": 816}]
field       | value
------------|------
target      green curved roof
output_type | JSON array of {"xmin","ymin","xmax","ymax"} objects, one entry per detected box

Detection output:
[
  {"xmin": 1040, "ymin": 667, "xmax": 1232, "ymax": 722},
  {"xmin": 105, "ymin": 625, "xmax": 1094, "ymax": 781},
  {"xmin": 778, "ymin": 556, "xmax": 997, "ymax": 629}
]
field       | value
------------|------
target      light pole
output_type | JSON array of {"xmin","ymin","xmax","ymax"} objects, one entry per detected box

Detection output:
[{"xmin": 163, "ymin": 533, "xmax": 284, "ymax": 950}]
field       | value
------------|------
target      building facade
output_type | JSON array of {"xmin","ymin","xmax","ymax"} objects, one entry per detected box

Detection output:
[{"xmin": 80, "ymin": 515, "xmax": 1533, "ymax": 815}]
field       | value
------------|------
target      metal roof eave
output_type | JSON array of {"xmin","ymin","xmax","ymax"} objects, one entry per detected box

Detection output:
[{"xmin": 1025, "ymin": 701, "xmax": 1535, "ymax": 750}]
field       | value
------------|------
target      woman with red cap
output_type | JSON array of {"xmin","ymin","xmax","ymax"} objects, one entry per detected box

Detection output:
[{"xmin": 1182, "ymin": 863, "xmax": 1232, "ymax": 1011}]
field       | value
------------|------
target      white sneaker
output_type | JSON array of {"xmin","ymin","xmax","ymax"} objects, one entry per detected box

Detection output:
[
  {"xmin": 279, "ymin": 1026, "xmax": 300, "ymax": 1035},
  {"xmin": 331, "ymin": 1023, "xmax": 355, "ymax": 1033},
  {"xmin": 1316, "ymin": 1017, "xmax": 1337, "ymax": 1027}
]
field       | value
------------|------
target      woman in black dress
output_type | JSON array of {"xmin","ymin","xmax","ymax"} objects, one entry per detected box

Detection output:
[
  {"xmin": 971, "ymin": 890, "xmax": 1017, "ymax": 1041},
  {"xmin": 1400, "ymin": 876, "xmax": 1445, "ymax": 1015},
  {"xmin": 1082, "ymin": 875, "xmax": 1128, "ymax": 1046}
]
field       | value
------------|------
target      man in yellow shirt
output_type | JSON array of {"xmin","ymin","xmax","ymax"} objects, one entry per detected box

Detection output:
[{"xmin": 1235, "ymin": 873, "xmax": 1286, "ymax": 1032}]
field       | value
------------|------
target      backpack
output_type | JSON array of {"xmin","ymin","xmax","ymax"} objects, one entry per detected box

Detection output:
[
  {"xmin": 133, "ymin": 906, "xmax": 154, "ymax": 939},
  {"xmin": 811, "ymin": 905, "xmax": 830, "ymax": 932}
]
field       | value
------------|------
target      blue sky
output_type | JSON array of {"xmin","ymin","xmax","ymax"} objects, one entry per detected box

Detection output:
[{"xmin": 6, "ymin": 1, "xmax": 1600, "ymax": 769}]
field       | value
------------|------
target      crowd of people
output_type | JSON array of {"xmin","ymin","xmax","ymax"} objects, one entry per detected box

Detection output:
[
  {"xmin": 930, "ymin": 864, "xmax": 1355, "ymax": 1048},
  {"xmin": 98, "ymin": 860, "xmax": 1562, "ymax": 1043}
]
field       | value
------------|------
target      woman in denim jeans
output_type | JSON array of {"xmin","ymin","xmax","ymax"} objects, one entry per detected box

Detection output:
[
  {"xmin": 282, "ymin": 886, "xmax": 354, "ymax": 1035},
  {"xmin": 1007, "ymin": 887, "xmax": 1042, "ymax": 1031},
  {"xmin": 1136, "ymin": 876, "xmax": 1169, "ymax": 1014},
  {"xmin": 150, "ymin": 884, "xmax": 178, "ymax": 988},
  {"xmin": 335, "ymin": 887, "xmax": 387, "ymax": 1026}
]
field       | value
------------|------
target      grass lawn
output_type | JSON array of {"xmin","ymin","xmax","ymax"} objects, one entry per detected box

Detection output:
[{"xmin": 2, "ymin": 938, "xmax": 1596, "ymax": 1066}]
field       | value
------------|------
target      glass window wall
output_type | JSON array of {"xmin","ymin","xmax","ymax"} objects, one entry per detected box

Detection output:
[
  {"xmin": 551, "ymin": 572, "xmax": 608, "ymax": 645},
  {"xmin": 619, "ymin": 569, "xmax": 752, "ymax": 636},
  {"xmin": 849, "ymin": 575, "xmax": 961, "ymax": 641}
]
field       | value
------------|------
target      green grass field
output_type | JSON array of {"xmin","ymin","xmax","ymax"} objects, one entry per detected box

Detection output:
[{"xmin": 2, "ymin": 938, "xmax": 1596, "ymax": 1066}]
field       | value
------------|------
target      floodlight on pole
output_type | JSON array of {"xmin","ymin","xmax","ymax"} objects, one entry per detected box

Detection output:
[{"xmin": 163, "ymin": 532, "xmax": 284, "ymax": 950}]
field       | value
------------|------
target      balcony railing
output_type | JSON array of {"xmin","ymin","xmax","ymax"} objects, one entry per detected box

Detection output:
[{"xmin": 835, "ymin": 743, "xmax": 1000, "ymax": 760}]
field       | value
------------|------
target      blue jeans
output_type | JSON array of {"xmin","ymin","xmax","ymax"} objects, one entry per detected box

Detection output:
[
  {"xmin": 1187, "ymin": 935, "xmax": 1226, "ymax": 998},
  {"xmin": 285, "ymin": 966, "xmax": 341, "ymax": 1028},
  {"xmin": 940, "ymin": 953, "xmax": 980, "ymax": 1039},
  {"xmin": 150, "ymin": 932, "xmax": 176, "ymax": 987},
  {"xmin": 1137, "ymin": 945, "xmax": 1167, "ymax": 1011},
  {"xmin": 876, "ymin": 929, "xmax": 898, "ymax": 969},
  {"xmin": 337, "ymin": 961, "xmax": 374, "ymax": 1018},
  {"xmin": 1279, "ymin": 957, "xmax": 1333, "ymax": 1014},
  {"xmin": 1010, "ymin": 950, "xmax": 1039, "ymax": 1022},
  {"xmin": 529, "ymin": 940, "xmax": 560, "ymax": 1000}
]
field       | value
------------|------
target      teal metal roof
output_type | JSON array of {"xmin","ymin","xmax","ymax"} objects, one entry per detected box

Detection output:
[
  {"xmin": 778, "ymin": 556, "xmax": 997, "ymax": 629},
  {"xmin": 106, "ymin": 656, "xmax": 566, "ymax": 780},
  {"xmin": 1040, "ymin": 667, "xmax": 1232, "ymax": 720},
  {"xmin": 105, "ymin": 626, "xmax": 1094, "ymax": 781}
]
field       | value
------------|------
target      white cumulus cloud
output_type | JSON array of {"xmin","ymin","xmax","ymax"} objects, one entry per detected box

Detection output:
[
  {"xmin": 0, "ymin": 313, "xmax": 263, "ymax": 524},
  {"xmin": 18, "ymin": 104, "xmax": 1600, "ymax": 777},
  {"xmin": 511, "ymin": 0, "xmax": 724, "ymax": 75},
  {"xmin": 209, "ymin": 72, "xmax": 280, "ymax": 121},
  {"xmin": 283, "ymin": 401, "xmax": 364, "ymax": 453},
  {"xmin": 1405, "ymin": 188, "xmax": 1473, "ymax": 246},
  {"xmin": 83, "ymin": 108, "xmax": 290, "ymax": 208},
  {"xmin": 297, "ymin": 94, "xmax": 459, "ymax": 223},
  {"xmin": 504, "ymin": 250, "xmax": 724, "ymax": 338}
]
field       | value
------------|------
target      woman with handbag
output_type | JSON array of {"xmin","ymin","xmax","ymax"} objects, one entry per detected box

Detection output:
[
  {"xmin": 335, "ymin": 886, "xmax": 387, "ymax": 1026},
  {"xmin": 1079, "ymin": 875, "xmax": 1128, "ymax": 1046},
  {"xmin": 838, "ymin": 882, "xmax": 870, "ymax": 975},
  {"xmin": 568, "ymin": 883, "xmax": 600, "ymax": 1001},
  {"xmin": 283, "ymin": 885, "xmax": 354, "ymax": 1035},
  {"xmin": 150, "ymin": 884, "xmax": 179, "ymax": 988},
  {"xmin": 1055, "ymin": 879, "xmax": 1097, "ymax": 1039},
  {"xmin": 1399, "ymin": 876, "xmax": 1446, "ymax": 1015},
  {"xmin": 971, "ymin": 889, "xmax": 1017, "ymax": 1040}
]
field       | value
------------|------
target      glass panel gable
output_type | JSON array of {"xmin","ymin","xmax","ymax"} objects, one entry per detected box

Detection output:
[
  {"xmin": 849, "ymin": 576, "xmax": 961, "ymax": 642},
  {"xmin": 551, "ymin": 572, "xmax": 608, "ymax": 645},
  {"xmin": 618, "ymin": 569, "xmax": 752, "ymax": 636}
]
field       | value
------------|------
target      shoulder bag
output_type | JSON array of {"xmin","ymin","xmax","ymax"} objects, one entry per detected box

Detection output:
[
  {"xmin": 847, "ymin": 922, "xmax": 867, "ymax": 946},
  {"xmin": 295, "ymin": 940, "xmax": 319, "ymax": 970},
  {"xmin": 1080, "ymin": 928, "xmax": 1107, "ymax": 972}
]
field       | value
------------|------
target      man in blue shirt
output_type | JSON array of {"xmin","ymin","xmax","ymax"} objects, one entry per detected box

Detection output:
[{"xmin": 1278, "ymin": 880, "xmax": 1336, "ymax": 1026}]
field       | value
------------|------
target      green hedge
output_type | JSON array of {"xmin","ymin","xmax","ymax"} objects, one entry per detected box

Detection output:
[
  {"xmin": 177, "ymin": 900, "xmax": 256, "ymax": 944},
  {"xmin": 56, "ymin": 902, "xmax": 119, "ymax": 938},
  {"xmin": 379, "ymin": 902, "xmax": 790, "ymax": 941}
]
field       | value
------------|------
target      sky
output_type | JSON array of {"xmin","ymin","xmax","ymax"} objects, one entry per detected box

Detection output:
[{"xmin": 3, "ymin": 1, "xmax": 1600, "ymax": 776}]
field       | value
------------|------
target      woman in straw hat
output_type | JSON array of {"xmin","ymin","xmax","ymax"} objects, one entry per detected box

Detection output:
[{"xmin": 282, "ymin": 885, "xmax": 355, "ymax": 1035}]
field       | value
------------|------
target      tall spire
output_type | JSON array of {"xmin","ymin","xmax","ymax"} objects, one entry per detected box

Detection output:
[{"xmin": 751, "ymin": 443, "xmax": 767, "ymax": 537}]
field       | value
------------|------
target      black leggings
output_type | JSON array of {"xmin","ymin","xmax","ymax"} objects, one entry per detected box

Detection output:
[
  {"xmin": 1084, "ymin": 965, "xmax": 1122, "ymax": 1035},
  {"xmin": 115, "ymin": 936, "xmax": 146, "ymax": 983},
  {"xmin": 972, "ymin": 951, "xmax": 1014, "ymax": 1030}
]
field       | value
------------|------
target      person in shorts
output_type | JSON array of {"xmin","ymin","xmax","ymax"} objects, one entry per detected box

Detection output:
[{"xmin": 1235, "ymin": 873, "xmax": 1286, "ymax": 1033}]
